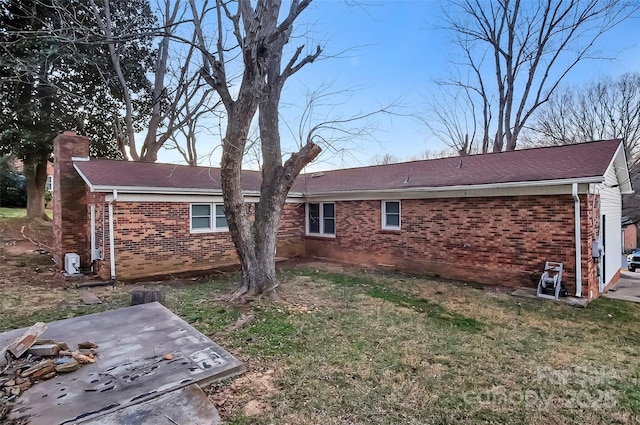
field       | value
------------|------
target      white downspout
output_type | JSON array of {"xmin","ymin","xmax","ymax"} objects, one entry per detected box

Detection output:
[
  {"xmin": 108, "ymin": 190, "xmax": 118, "ymax": 280},
  {"xmin": 572, "ymin": 183, "xmax": 582, "ymax": 297},
  {"xmin": 90, "ymin": 205, "xmax": 96, "ymax": 262}
]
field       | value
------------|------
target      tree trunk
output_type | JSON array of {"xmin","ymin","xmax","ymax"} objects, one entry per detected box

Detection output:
[
  {"xmin": 192, "ymin": 0, "xmax": 320, "ymax": 300},
  {"xmin": 25, "ymin": 155, "xmax": 49, "ymax": 220},
  {"xmin": 238, "ymin": 224, "xmax": 279, "ymax": 297}
]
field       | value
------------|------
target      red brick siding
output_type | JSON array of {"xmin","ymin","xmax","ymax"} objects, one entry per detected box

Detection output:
[
  {"xmin": 624, "ymin": 225, "xmax": 637, "ymax": 252},
  {"xmin": 305, "ymin": 196, "xmax": 594, "ymax": 291},
  {"xmin": 93, "ymin": 201, "xmax": 306, "ymax": 280},
  {"xmin": 110, "ymin": 202, "xmax": 234, "ymax": 279},
  {"xmin": 53, "ymin": 132, "xmax": 91, "ymax": 269},
  {"xmin": 277, "ymin": 203, "xmax": 306, "ymax": 257}
]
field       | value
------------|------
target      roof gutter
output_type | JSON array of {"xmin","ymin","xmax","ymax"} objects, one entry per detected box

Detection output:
[
  {"xmin": 108, "ymin": 189, "xmax": 118, "ymax": 280},
  {"xmin": 305, "ymin": 176, "xmax": 604, "ymax": 200},
  {"xmin": 572, "ymin": 183, "xmax": 582, "ymax": 297}
]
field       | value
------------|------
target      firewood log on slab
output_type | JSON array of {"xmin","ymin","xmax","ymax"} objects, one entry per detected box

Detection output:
[{"xmin": 21, "ymin": 359, "xmax": 55, "ymax": 380}]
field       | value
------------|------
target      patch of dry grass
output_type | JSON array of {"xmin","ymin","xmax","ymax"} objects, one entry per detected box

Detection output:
[
  {"xmin": 2, "ymin": 260, "xmax": 640, "ymax": 424},
  {"xmin": 212, "ymin": 265, "xmax": 640, "ymax": 424}
]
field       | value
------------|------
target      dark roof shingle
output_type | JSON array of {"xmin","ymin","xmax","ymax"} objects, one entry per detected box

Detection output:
[
  {"xmin": 74, "ymin": 160, "xmax": 262, "ymax": 192},
  {"xmin": 297, "ymin": 140, "xmax": 621, "ymax": 193},
  {"xmin": 73, "ymin": 139, "xmax": 622, "ymax": 194}
]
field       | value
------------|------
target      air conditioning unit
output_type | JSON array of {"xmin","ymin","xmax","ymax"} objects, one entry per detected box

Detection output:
[{"xmin": 64, "ymin": 253, "xmax": 81, "ymax": 275}]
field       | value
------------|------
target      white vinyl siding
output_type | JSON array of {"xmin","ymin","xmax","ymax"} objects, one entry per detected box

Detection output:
[
  {"xmin": 190, "ymin": 203, "xmax": 228, "ymax": 233},
  {"xmin": 599, "ymin": 165, "xmax": 622, "ymax": 290}
]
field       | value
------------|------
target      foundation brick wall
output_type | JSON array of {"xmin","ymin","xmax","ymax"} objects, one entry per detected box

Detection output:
[
  {"xmin": 305, "ymin": 196, "xmax": 596, "ymax": 292},
  {"xmin": 91, "ymin": 201, "xmax": 307, "ymax": 280},
  {"xmin": 53, "ymin": 132, "xmax": 90, "ymax": 269}
]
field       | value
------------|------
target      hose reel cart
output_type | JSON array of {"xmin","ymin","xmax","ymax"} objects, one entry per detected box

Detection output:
[{"xmin": 536, "ymin": 261, "xmax": 567, "ymax": 301}]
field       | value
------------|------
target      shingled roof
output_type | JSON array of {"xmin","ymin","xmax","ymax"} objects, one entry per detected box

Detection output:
[
  {"xmin": 74, "ymin": 160, "xmax": 263, "ymax": 193},
  {"xmin": 298, "ymin": 139, "xmax": 625, "ymax": 193},
  {"xmin": 73, "ymin": 139, "xmax": 627, "ymax": 195}
]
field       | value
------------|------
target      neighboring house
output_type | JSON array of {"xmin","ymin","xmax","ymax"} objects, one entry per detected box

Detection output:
[
  {"xmin": 622, "ymin": 216, "xmax": 638, "ymax": 252},
  {"xmin": 10, "ymin": 158, "xmax": 54, "ymax": 191},
  {"xmin": 53, "ymin": 131, "xmax": 632, "ymax": 301}
]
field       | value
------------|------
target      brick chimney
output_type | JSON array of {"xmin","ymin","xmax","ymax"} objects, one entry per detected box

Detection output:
[{"xmin": 53, "ymin": 131, "xmax": 91, "ymax": 270}]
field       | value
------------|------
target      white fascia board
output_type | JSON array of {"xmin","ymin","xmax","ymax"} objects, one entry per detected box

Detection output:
[
  {"xmin": 101, "ymin": 190, "xmax": 306, "ymax": 204},
  {"xmin": 91, "ymin": 185, "xmax": 306, "ymax": 198},
  {"xmin": 105, "ymin": 193, "xmax": 261, "ymax": 203},
  {"xmin": 303, "ymin": 177, "xmax": 601, "ymax": 202},
  {"xmin": 608, "ymin": 142, "xmax": 633, "ymax": 194},
  {"xmin": 90, "ymin": 185, "xmax": 228, "ymax": 196},
  {"xmin": 71, "ymin": 156, "xmax": 90, "ymax": 161},
  {"xmin": 72, "ymin": 163, "xmax": 94, "ymax": 191}
]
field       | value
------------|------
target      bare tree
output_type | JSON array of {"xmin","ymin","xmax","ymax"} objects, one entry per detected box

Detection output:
[
  {"xmin": 90, "ymin": 0, "xmax": 216, "ymax": 162},
  {"xmin": 189, "ymin": 0, "xmax": 395, "ymax": 298},
  {"xmin": 527, "ymin": 72, "xmax": 640, "ymax": 165},
  {"xmin": 422, "ymin": 83, "xmax": 485, "ymax": 155},
  {"xmin": 189, "ymin": 0, "xmax": 322, "ymax": 298},
  {"xmin": 407, "ymin": 149, "xmax": 454, "ymax": 161},
  {"xmin": 164, "ymin": 51, "xmax": 223, "ymax": 166},
  {"xmin": 370, "ymin": 153, "xmax": 399, "ymax": 165},
  {"xmin": 439, "ymin": 0, "xmax": 635, "ymax": 153}
]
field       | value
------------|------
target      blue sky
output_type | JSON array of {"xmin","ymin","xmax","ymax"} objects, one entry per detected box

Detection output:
[{"xmin": 157, "ymin": 1, "xmax": 640, "ymax": 170}]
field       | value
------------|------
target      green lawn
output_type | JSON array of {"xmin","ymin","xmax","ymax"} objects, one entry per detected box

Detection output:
[
  {"xmin": 0, "ymin": 207, "xmax": 26, "ymax": 218},
  {"xmin": 0, "ymin": 208, "xmax": 53, "ymax": 219},
  {"xmin": 2, "ymin": 267, "xmax": 640, "ymax": 424}
]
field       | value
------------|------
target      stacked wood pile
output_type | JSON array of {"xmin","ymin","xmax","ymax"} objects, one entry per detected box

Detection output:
[{"xmin": 0, "ymin": 322, "xmax": 98, "ymax": 421}]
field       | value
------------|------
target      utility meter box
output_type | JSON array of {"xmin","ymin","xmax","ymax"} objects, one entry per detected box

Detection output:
[{"xmin": 64, "ymin": 253, "xmax": 81, "ymax": 275}]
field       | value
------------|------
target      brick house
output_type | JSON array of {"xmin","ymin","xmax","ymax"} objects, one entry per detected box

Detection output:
[
  {"xmin": 53, "ymin": 131, "xmax": 632, "ymax": 300},
  {"xmin": 622, "ymin": 216, "xmax": 638, "ymax": 253}
]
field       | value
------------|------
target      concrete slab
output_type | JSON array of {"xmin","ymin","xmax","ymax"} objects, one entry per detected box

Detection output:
[
  {"xmin": 0, "ymin": 302, "xmax": 244, "ymax": 425},
  {"xmin": 510, "ymin": 287, "xmax": 588, "ymax": 307},
  {"xmin": 603, "ymin": 270, "xmax": 640, "ymax": 303},
  {"xmin": 80, "ymin": 384, "xmax": 221, "ymax": 425}
]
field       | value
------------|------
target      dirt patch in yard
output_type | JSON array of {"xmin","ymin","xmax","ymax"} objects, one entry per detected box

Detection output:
[
  {"xmin": 1, "ymin": 218, "xmax": 66, "ymax": 300},
  {"xmin": 0, "ymin": 218, "xmax": 132, "ymax": 320},
  {"xmin": 207, "ymin": 366, "xmax": 279, "ymax": 419}
]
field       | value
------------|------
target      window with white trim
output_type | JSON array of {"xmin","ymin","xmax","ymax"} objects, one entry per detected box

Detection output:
[
  {"xmin": 307, "ymin": 202, "xmax": 335, "ymax": 236},
  {"xmin": 191, "ymin": 203, "xmax": 228, "ymax": 232},
  {"xmin": 382, "ymin": 200, "xmax": 401, "ymax": 230},
  {"xmin": 45, "ymin": 175, "xmax": 53, "ymax": 191}
]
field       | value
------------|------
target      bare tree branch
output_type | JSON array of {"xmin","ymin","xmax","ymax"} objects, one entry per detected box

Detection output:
[{"xmin": 436, "ymin": 0, "xmax": 637, "ymax": 152}]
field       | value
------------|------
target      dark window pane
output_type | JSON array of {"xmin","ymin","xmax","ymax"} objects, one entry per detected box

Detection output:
[
  {"xmin": 324, "ymin": 218, "xmax": 335, "ymax": 234},
  {"xmin": 192, "ymin": 204, "xmax": 211, "ymax": 216},
  {"xmin": 386, "ymin": 201, "xmax": 399, "ymax": 214},
  {"xmin": 309, "ymin": 203, "xmax": 320, "ymax": 219},
  {"xmin": 386, "ymin": 214, "xmax": 400, "ymax": 227},
  {"xmin": 323, "ymin": 203, "xmax": 335, "ymax": 218},
  {"xmin": 215, "ymin": 204, "xmax": 225, "ymax": 216},
  {"xmin": 215, "ymin": 216, "xmax": 228, "ymax": 228},
  {"xmin": 308, "ymin": 203, "xmax": 320, "ymax": 233},
  {"xmin": 192, "ymin": 216, "xmax": 210, "ymax": 229}
]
